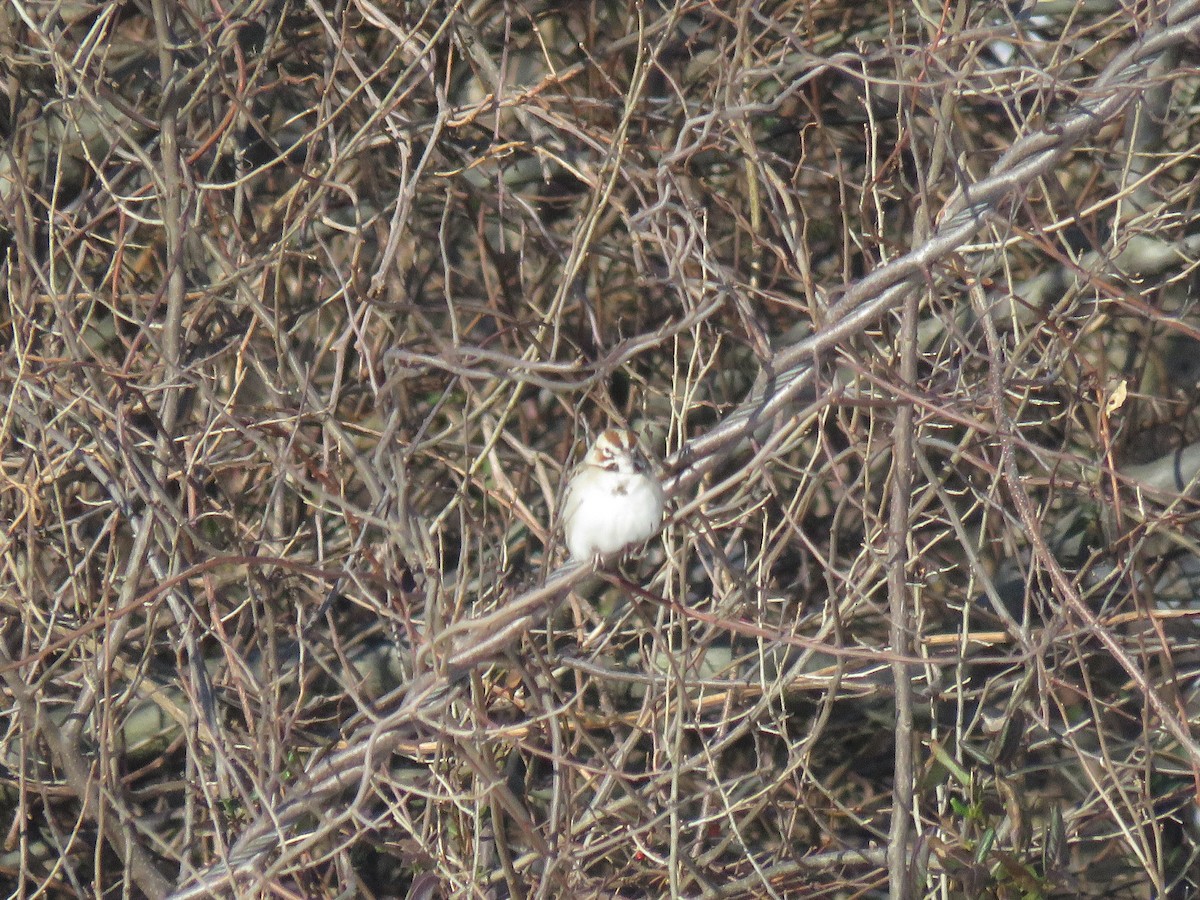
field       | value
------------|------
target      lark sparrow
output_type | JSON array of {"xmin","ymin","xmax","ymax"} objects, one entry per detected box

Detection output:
[{"xmin": 562, "ymin": 429, "xmax": 665, "ymax": 562}]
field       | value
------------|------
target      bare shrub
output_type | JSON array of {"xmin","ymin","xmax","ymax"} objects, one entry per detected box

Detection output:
[{"xmin": 3, "ymin": 1, "xmax": 1200, "ymax": 897}]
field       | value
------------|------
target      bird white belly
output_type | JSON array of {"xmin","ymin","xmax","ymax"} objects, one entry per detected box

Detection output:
[{"xmin": 565, "ymin": 474, "xmax": 662, "ymax": 560}]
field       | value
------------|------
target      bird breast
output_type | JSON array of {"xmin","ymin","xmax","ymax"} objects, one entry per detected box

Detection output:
[{"xmin": 564, "ymin": 469, "xmax": 663, "ymax": 560}]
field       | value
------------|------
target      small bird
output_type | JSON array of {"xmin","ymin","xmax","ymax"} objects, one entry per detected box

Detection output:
[{"xmin": 562, "ymin": 428, "xmax": 665, "ymax": 563}]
